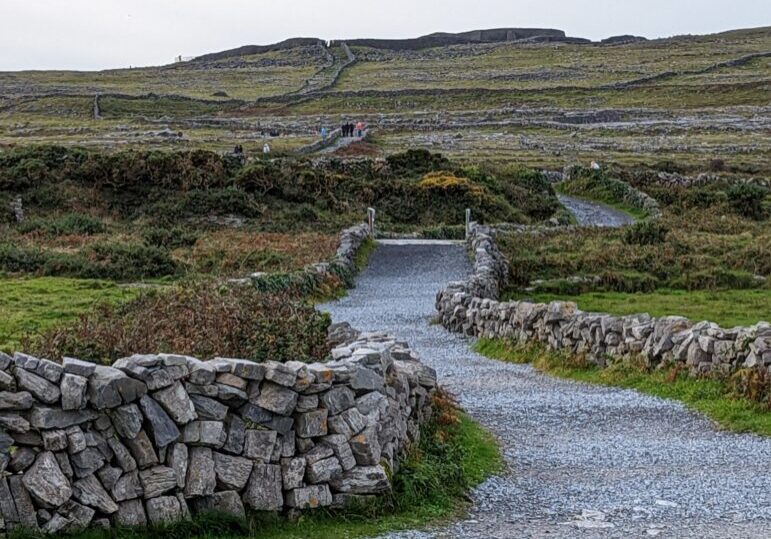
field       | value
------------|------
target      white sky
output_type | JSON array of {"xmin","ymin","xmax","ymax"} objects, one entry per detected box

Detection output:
[{"xmin": 1, "ymin": 0, "xmax": 769, "ymax": 71}]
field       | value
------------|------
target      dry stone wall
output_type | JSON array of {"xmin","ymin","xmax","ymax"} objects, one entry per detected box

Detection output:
[
  {"xmin": 437, "ymin": 223, "xmax": 771, "ymax": 376},
  {"xmin": 0, "ymin": 222, "xmax": 438, "ymax": 533},
  {"xmin": 0, "ymin": 331, "xmax": 436, "ymax": 533}
]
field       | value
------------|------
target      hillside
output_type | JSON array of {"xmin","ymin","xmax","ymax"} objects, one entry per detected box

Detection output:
[{"xmin": 0, "ymin": 26, "xmax": 769, "ymax": 173}]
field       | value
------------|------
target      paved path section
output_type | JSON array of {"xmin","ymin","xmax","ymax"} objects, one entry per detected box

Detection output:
[
  {"xmin": 558, "ymin": 194, "xmax": 636, "ymax": 227},
  {"xmin": 319, "ymin": 241, "xmax": 771, "ymax": 539}
]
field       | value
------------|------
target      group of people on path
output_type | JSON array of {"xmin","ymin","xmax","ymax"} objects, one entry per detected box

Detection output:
[{"xmin": 341, "ymin": 122, "xmax": 365, "ymax": 138}]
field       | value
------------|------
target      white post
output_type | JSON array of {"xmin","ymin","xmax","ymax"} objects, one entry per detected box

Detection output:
[
  {"xmin": 367, "ymin": 208, "xmax": 376, "ymax": 238},
  {"xmin": 465, "ymin": 208, "xmax": 471, "ymax": 240}
]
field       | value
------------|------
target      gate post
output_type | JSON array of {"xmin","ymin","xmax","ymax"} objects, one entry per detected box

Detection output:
[
  {"xmin": 367, "ymin": 207, "xmax": 376, "ymax": 238},
  {"xmin": 465, "ymin": 208, "xmax": 471, "ymax": 240}
]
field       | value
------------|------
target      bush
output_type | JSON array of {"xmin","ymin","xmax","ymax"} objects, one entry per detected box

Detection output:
[
  {"xmin": 28, "ymin": 282, "xmax": 332, "ymax": 364},
  {"xmin": 386, "ymin": 149, "xmax": 450, "ymax": 176},
  {"xmin": 676, "ymin": 269, "xmax": 760, "ymax": 291},
  {"xmin": 142, "ymin": 226, "xmax": 199, "ymax": 249},
  {"xmin": 727, "ymin": 183, "xmax": 767, "ymax": 220},
  {"xmin": 0, "ymin": 242, "xmax": 179, "ymax": 280},
  {"xmin": 623, "ymin": 221, "xmax": 669, "ymax": 246},
  {"xmin": 17, "ymin": 213, "xmax": 106, "ymax": 236}
]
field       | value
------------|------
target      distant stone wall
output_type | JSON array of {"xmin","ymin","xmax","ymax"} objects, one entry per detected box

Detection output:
[
  {"xmin": 295, "ymin": 129, "xmax": 343, "ymax": 155},
  {"xmin": 437, "ymin": 223, "xmax": 771, "ymax": 376},
  {"xmin": 0, "ymin": 330, "xmax": 436, "ymax": 532}
]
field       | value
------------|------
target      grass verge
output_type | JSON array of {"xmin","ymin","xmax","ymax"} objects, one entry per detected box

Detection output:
[
  {"xmin": 506, "ymin": 289, "xmax": 771, "ymax": 328},
  {"xmin": 474, "ymin": 339, "xmax": 771, "ymax": 436}
]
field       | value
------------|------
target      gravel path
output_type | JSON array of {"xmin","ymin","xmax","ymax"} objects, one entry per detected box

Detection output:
[
  {"xmin": 558, "ymin": 194, "xmax": 636, "ymax": 227},
  {"xmin": 318, "ymin": 130, "xmax": 367, "ymax": 154},
  {"xmin": 319, "ymin": 240, "xmax": 771, "ymax": 539}
]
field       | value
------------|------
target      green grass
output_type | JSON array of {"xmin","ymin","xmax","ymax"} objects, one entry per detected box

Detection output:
[
  {"xmin": 13, "ymin": 413, "xmax": 502, "ymax": 539},
  {"xmin": 474, "ymin": 339, "xmax": 771, "ymax": 436},
  {"xmin": 506, "ymin": 289, "xmax": 771, "ymax": 328},
  {"xmin": 355, "ymin": 237, "xmax": 377, "ymax": 272},
  {"xmin": 0, "ymin": 276, "xmax": 138, "ymax": 352}
]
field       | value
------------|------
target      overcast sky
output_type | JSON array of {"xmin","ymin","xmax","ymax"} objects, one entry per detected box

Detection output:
[{"xmin": 1, "ymin": 0, "xmax": 769, "ymax": 71}]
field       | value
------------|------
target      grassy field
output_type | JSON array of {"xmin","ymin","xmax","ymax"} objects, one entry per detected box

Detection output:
[
  {"xmin": 475, "ymin": 339, "xmax": 771, "ymax": 436},
  {"xmin": 506, "ymin": 289, "xmax": 771, "ymax": 327},
  {"xmin": 0, "ymin": 27, "xmax": 768, "ymax": 176},
  {"xmin": 340, "ymin": 30, "xmax": 771, "ymax": 91},
  {"xmin": 0, "ymin": 276, "xmax": 138, "ymax": 351}
]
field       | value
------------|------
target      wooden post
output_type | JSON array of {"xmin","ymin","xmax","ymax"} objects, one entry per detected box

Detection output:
[
  {"xmin": 465, "ymin": 208, "xmax": 471, "ymax": 240},
  {"xmin": 367, "ymin": 208, "xmax": 376, "ymax": 238}
]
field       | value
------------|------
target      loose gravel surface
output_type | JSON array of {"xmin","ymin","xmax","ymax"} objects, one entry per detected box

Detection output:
[
  {"xmin": 320, "ymin": 240, "xmax": 771, "ymax": 539},
  {"xmin": 558, "ymin": 194, "xmax": 636, "ymax": 227}
]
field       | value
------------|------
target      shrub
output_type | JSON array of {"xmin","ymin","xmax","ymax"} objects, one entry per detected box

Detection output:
[
  {"xmin": 386, "ymin": 149, "xmax": 450, "ymax": 176},
  {"xmin": 17, "ymin": 213, "xmax": 106, "ymax": 236},
  {"xmin": 676, "ymin": 269, "xmax": 759, "ymax": 291},
  {"xmin": 0, "ymin": 242, "xmax": 179, "ymax": 280},
  {"xmin": 28, "ymin": 282, "xmax": 332, "ymax": 364},
  {"xmin": 142, "ymin": 226, "xmax": 199, "ymax": 249},
  {"xmin": 623, "ymin": 221, "xmax": 669, "ymax": 246},
  {"xmin": 727, "ymin": 183, "xmax": 767, "ymax": 220}
]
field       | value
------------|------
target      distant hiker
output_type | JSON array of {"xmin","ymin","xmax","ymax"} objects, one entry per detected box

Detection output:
[
  {"xmin": 321, "ymin": 127, "xmax": 328, "ymax": 140},
  {"xmin": 233, "ymin": 144, "xmax": 243, "ymax": 155},
  {"xmin": 356, "ymin": 121, "xmax": 365, "ymax": 137},
  {"xmin": 263, "ymin": 143, "xmax": 271, "ymax": 155}
]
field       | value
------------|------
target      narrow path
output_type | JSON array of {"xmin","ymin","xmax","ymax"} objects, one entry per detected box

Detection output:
[
  {"xmin": 558, "ymin": 194, "xmax": 635, "ymax": 227},
  {"xmin": 317, "ymin": 129, "xmax": 367, "ymax": 154},
  {"xmin": 319, "ymin": 241, "xmax": 771, "ymax": 539}
]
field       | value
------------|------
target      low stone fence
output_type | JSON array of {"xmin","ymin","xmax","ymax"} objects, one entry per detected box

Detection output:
[
  {"xmin": 0, "ymin": 328, "xmax": 437, "ymax": 532},
  {"xmin": 247, "ymin": 223, "xmax": 370, "ymax": 292},
  {"xmin": 562, "ymin": 166, "xmax": 662, "ymax": 219},
  {"xmin": 437, "ymin": 223, "xmax": 771, "ymax": 376},
  {"xmin": 295, "ymin": 129, "xmax": 343, "ymax": 155}
]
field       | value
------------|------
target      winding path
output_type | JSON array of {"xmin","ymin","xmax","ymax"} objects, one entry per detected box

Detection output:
[
  {"xmin": 319, "ymin": 239, "xmax": 771, "ymax": 539},
  {"xmin": 558, "ymin": 194, "xmax": 636, "ymax": 227}
]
